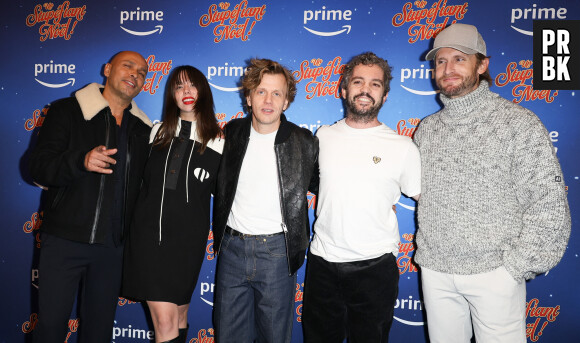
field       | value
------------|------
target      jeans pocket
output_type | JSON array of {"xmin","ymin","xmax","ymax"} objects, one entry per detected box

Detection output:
[
  {"xmin": 263, "ymin": 235, "xmax": 287, "ymax": 258},
  {"xmin": 220, "ymin": 232, "xmax": 235, "ymax": 253}
]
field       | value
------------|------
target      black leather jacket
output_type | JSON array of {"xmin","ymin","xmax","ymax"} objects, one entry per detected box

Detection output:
[{"xmin": 213, "ymin": 114, "xmax": 319, "ymax": 275}]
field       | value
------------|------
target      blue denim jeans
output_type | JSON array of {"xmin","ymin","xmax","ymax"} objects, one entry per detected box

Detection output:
[{"xmin": 214, "ymin": 230, "xmax": 296, "ymax": 343}]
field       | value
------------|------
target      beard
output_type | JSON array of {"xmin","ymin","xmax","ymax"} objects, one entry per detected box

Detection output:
[
  {"xmin": 436, "ymin": 68, "xmax": 479, "ymax": 98},
  {"xmin": 345, "ymin": 92, "xmax": 384, "ymax": 123}
]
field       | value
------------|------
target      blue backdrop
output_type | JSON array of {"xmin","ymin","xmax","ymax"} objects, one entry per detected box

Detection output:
[{"xmin": 1, "ymin": 0, "xmax": 578, "ymax": 342}]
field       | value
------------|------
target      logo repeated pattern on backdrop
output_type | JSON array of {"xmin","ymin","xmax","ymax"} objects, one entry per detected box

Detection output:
[
  {"xmin": 26, "ymin": 1, "xmax": 86, "ymax": 41},
  {"xmin": 495, "ymin": 60, "xmax": 559, "ymax": 103},
  {"xmin": 399, "ymin": 64, "xmax": 438, "ymax": 95},
  {"xmin": 294, "ymin": 57, "xmax": 344, "ymax": 99},
  {"xmin": 510, "ymin": 4, "xmax": 568, "ymax": 36},
  {"xmin": 144, "ymin": 55, "xmax": 173, "ymax": 95},
  {"xmin": 33, "ymin": 60, "xmax": 76, "ymax": 88},
  {"xmin": 119, "ymin": 7, "xmax": 164, "ymax": 36},
  {"xmin": 392, "ymin": 0, "xmax": 469, "ymax": 43},
  {"xmin": 303, "ymin": 6, "xmax": 353, "ymax": 37},
  {"xmin": 24, "ymin": 108, "xmax": 48, "ymax": 131},
  {"xmin": 199, "ymin": 1, "xmax": 267, "ymax": 42},
  {"xmin": 4, "ymin": 1, "xmax": 579, "ymax": 342},
  {"xmin": 207, "ymin": 62, "xmax": 248, "ymax": 91},
  {"xmin": 526, "ymin": 299, "xmax": 561, "ymax": 342}
]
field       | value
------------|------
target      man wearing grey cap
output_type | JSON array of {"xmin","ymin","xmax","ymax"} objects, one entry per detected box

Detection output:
[{"xmin": 413, "ymin": 23, "xmax": 571, "ymax": 342}]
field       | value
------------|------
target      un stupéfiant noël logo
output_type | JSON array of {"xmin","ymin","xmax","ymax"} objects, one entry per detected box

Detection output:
[
  {"xmin": 26, "ymin": 1, "xmax": 86, "ymax": 41},
  {"xmin": 199, "ymin": 1, "xmax": 266, "ymax": 43},
  {"xmin": 533, "ymin": 20, "xmax": 580, "ymax": 90}
]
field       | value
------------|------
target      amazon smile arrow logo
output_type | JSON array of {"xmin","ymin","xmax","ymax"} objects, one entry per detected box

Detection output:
[
  {"xmin": 120, "ymin": 25, "xmax": 163, "ymax": 36},
  {"xmin": 119, "ymin": 8, "xmax": 165, "ymax": 36},
  {"xmin": 35, "ymin": 78, "xmax": 76, "ymax": 88},
  {"xmin": 400, "ymin": 85, "xmax": 439, "ymax": 96},
  {"xmin": 509, "ymin": 4, "xmax": 568, "ymax": 36},
  {"xmin": 304, "ymin": 24, "xmax": 351, "ymax": 37},
  {"xmin": 208, "ymin": 82, "xmax": 242, "ymax": 92},
  {"xmin": 510, "ymin": 26, "xmax": 533, "ymax": 36},
  {"xmin": 302, "ymin": 7, "xmax": 353, "ymax": 37}
]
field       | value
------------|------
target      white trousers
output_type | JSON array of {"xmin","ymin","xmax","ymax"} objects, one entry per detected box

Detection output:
[{"xmin": 421, "ymin": 266, "xmax": 526, "ymax": 343}]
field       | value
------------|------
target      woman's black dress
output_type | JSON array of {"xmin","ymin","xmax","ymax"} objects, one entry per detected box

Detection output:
[{"xmin": 122, "ymin": 120, "xmax": 223, "ymax": 305}]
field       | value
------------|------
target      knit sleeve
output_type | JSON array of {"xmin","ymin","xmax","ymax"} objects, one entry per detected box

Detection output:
[
  {"xmin": 413, "ymin": 119, "xmax": 424, "ymax": 148},
  {"xmin": 502, "ymin": 109, "xmax": 571, "ymax": 282},
  {"xmin": 400, "ymin": 140, "xmax": 421, "ymax": 198}
]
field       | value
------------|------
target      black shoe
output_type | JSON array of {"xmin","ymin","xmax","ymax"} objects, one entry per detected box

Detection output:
[{"xmin": 178, "ymin": 324, "xmax": 189, "ymax": 343}]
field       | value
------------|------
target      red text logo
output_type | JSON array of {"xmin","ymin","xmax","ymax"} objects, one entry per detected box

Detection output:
[
  {"xmin": 526, "ymin": 298, "xmax": 560, "ymax": 342},
  {"xmin": 397, "ymin": 118, "xmax": 420, "ymax": 138},
  {"xmin": 495, "ymin": 60, "xmax": 558, "ymax": 104},
  {"xmin": 397, "ymin": 233, "xmax": 418, "ymax": 275},
  {"xmin": 23, "ymin": 212, "xmax": 43, "ymax": 248},
  {"xmin": 307, "ymin": 192, "xmax": 317, "ymax": 210},
  {"xmin": 22, "ymin": 313, "xmax": 38, "ymax": 333},
  {"xmin": 118, "ymin": 297, "xmax": 139, "ymax": 306},
  {"xmin": 192, "ymin": 328, "xmax": 215, "ymax": 343},
  {"xmin": 293, "ymin": 57, "xmax": 344, "ymax": 99},
  {"xmin": 143, "ymin": 55, "xmax": 173, "ymax": 95},
  {"xmin": 64, "ymin": 319, "xmax": 79, "ymax": 343},
  {"xmin": 26, "ymin": 1, "xmax": 86, "ymax": 41},
  {"xmin": 392, "ymin": 0, "xmax": 468, "ymax": 44},
  {"xmin": 23, "ymin": 212, "xmax": 43, "ymax": 234},
  {"xmin": 216, "ymin": 111, "xmax": 245, "ymax": 130},
  {"xmin": 199, "ymin": 1, "xmax": 266, "ymax": 43},
  {"xmin": 25, "ymin": 108, "xmax": 48, "ymax": 131},
  {"xmin": 23, "ymin": 314, "xmax": 78, "ymax": 341},
  {"xmin": 295, "ymin": 282, "xmax": 304, "ymax": 322},
  {"xmin": 206, "ymin": 229, "xmax": 215, "ymax": 261}
]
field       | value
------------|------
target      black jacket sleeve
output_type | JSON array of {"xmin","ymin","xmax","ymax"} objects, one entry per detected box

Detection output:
[{"xmin": 29, "ymin": 99, "xmax": 89, "ymax": 188}]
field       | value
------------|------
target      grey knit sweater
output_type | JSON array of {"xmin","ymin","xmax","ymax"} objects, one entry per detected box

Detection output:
[{"xmin": 413, "ymin": 81, "xmax": 571, "ymax": 283}]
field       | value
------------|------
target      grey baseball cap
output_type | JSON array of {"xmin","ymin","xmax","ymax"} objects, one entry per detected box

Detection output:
[{"xmin": 425, "ymin": 23, "xmax": 486, "ymax": 60}]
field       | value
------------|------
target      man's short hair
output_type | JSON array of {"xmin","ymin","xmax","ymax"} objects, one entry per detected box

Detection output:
[
  {"xmin": 340, "ymin": 52, "xmax": 393, "ymax": 97},
  {"xmin": 242, "ymin": 58, "xmax": 297, "ymax": 107}
]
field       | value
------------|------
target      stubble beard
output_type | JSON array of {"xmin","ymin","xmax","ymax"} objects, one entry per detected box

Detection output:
[
  {"xmin": 345, "ymin": 93, "xmax": 383, "ymax": 123},
  {"xmin": 437, "ymin": 69, "xmax": 479, "ymax": 98}
]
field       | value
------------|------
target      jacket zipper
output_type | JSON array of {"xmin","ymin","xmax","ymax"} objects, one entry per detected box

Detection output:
[
  {"xmin": 275, "ymin": 144, "xmax": 292, "ymax": 276},
  {"xmin": 121, "ymin": 132, "xmax": 131, "ymax": 240},
  {"xmin": 51, "ymin": 187, "xmax": 66, "ymax": 210},
  {"xmin": 89, "ymin": 111, "xmax": 111, "ymax": 243}
]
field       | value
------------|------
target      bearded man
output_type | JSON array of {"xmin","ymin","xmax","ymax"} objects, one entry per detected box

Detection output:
[
  {"xmin": 413, "ymin": 23, "xmax": 571, "ymax": 343},
  {"xmin": 302, "ymin": 52, "xmax": 421, "ymax": 343}
]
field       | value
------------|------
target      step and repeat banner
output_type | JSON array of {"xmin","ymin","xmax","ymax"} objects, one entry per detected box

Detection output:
[{"xmin": 1, "ymin": 0, "xmax": 578, "ymax": 342}]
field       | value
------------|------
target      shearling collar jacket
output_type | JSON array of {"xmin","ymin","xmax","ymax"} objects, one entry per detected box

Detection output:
[
  {"xmin": 213, "ymin": 114, "xmax": 319, "ymax": 275},
  {"xmin": 29, "ymin": 83, "xmax": 152, "ymax": 244}
]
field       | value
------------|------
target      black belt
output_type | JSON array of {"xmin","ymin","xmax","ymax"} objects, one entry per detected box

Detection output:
[{"xmin": 225, "ymin": 226, "xmax": 284, "ymax": 239}]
